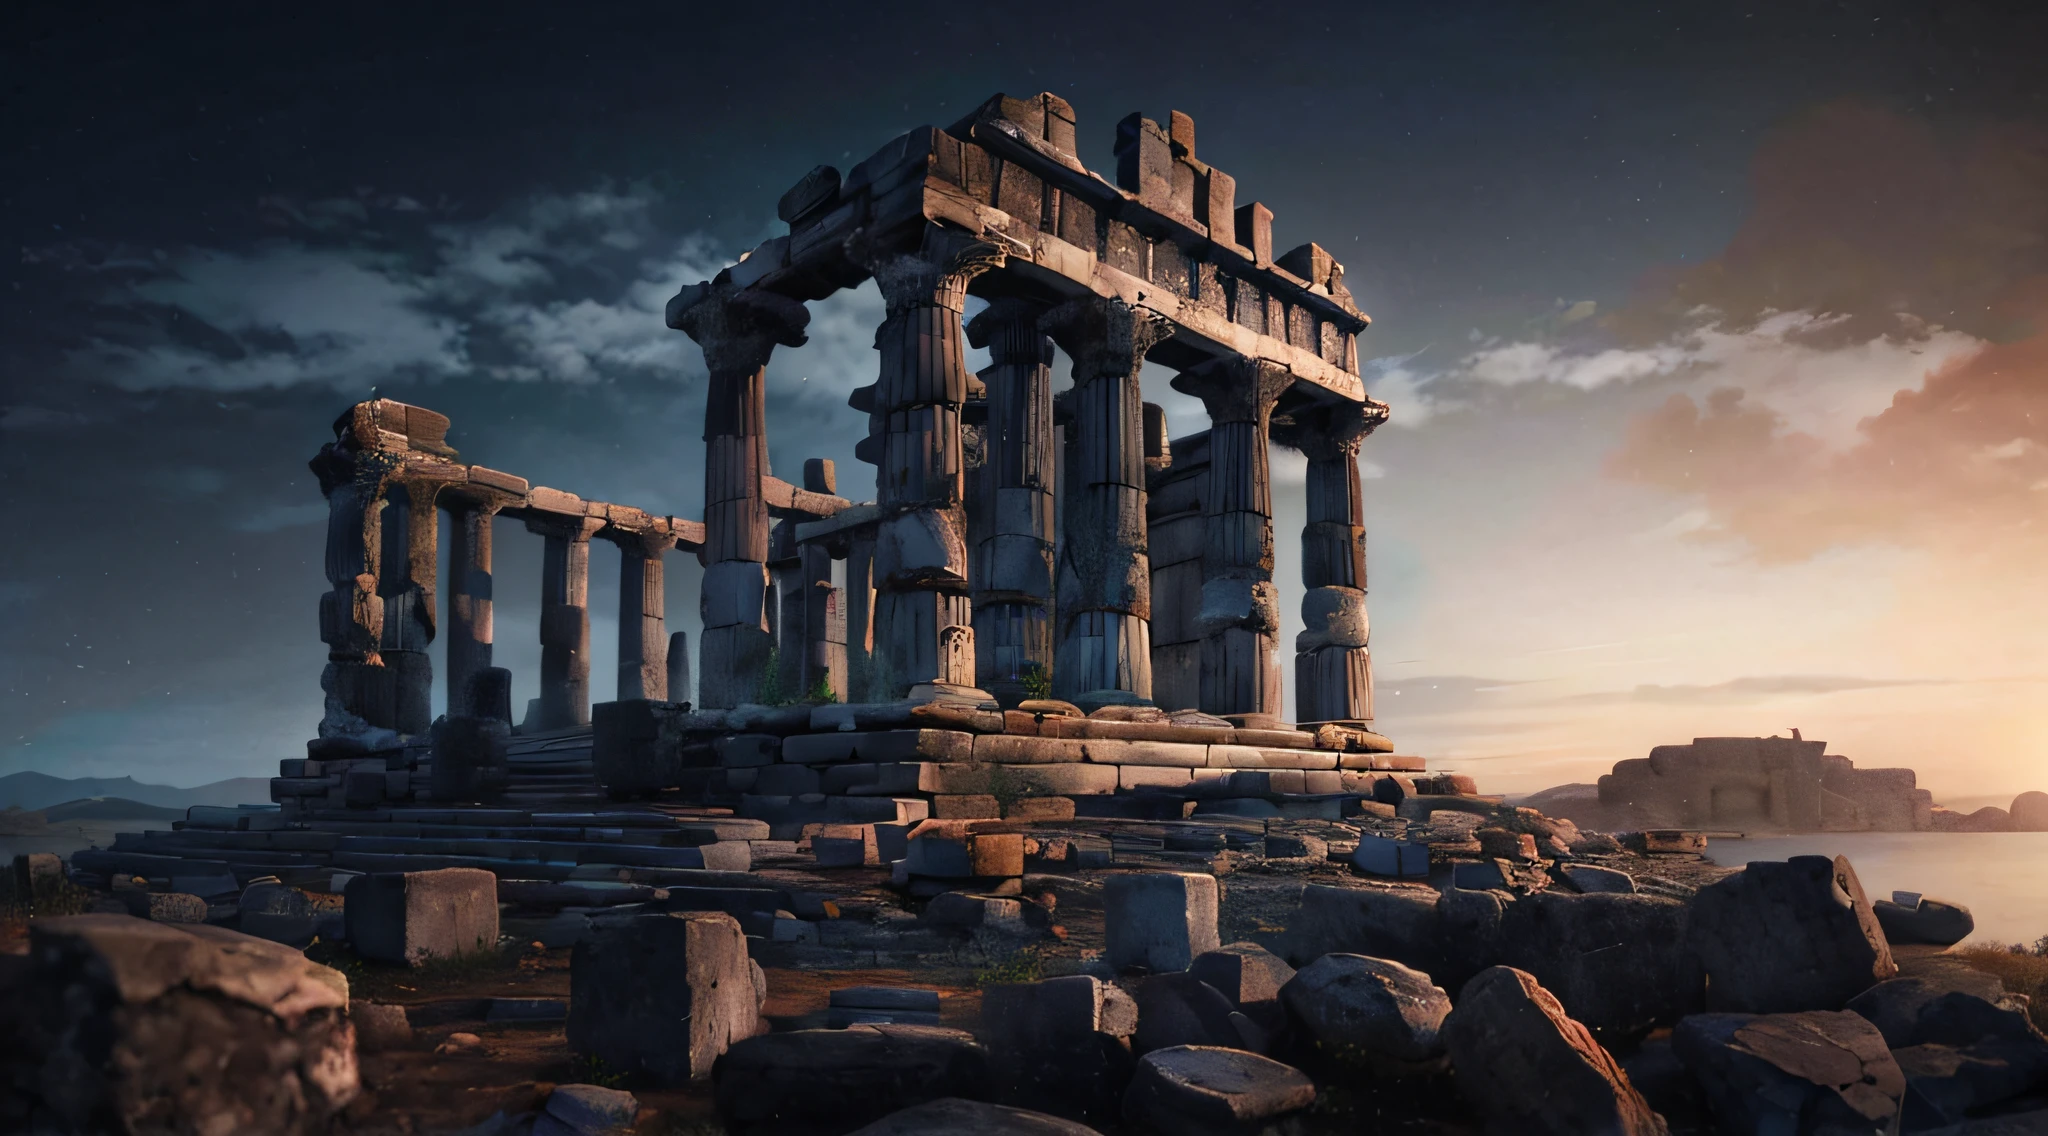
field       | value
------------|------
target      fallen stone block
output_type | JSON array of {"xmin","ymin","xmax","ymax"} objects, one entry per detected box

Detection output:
[
  {"xmin": 1121, "ymin": 1045, "xmax": 1316, "ymax": 1135},
  {"xmin": 1493, "ymin": 890, "xmax": 1696, "ymax": 1043},
  {"xmin": 345, "ymin": 867, "xmax": 499, "ymax": 966},
  {"xmin": 904, "ymin": 826, "xmax": 1024, "ymax": 879},
  {"xmin": 1442, "ymin": 966, "xmax": 1666, "ymax": 1136},
  {"xmin": 1675, "ymin": 1010, "xmax": 1904, "ymax": 1134},
  {"xmin": 982, "ymin": 975, "xmax": 1139, "ymax": 1121},
  {"xmin": 1281, "ymin": 952, "xmax": 1451, "ymax": 1067},
  {"xmin": 1131, "ymin": 971, "xmax": 1245, "ymax": 1054},
  {"xmin": 1105, "ymin": 872, "xmax": 1220, "ymax": 973},
  {"xmin": 240, "ymin": 881, "xmax": 323, "ymax": 946},
  {"xmin": 923, "ymin": 892, "xmax": 1029, "ymax": 932},
  {"xmin": 122, "ymin": 890, "xmax": 208, "ymax": 924},
  {"xmin": 1275, "ymin": 883, "xmax": 1441, "ymax": 973},
  {"xmin": 1687, "ymin": 855, "xmax": 1896, "ymax": 1013},
  {"xmin": 1873, "ymin": 894, "xmax": 1975, "ymax": 946},
  {"xmin": 1261, "ymin": 832, "xmax": 1327, "ymax": 860},
  {"xmin": 591, "ymin": 698, "xmax": 684, "ymax": 797},
  {"xmin": 846, "ymin": 1097, "xmax": 1099, "ymax": 1135},
  {"xmin": 543, "ymin": 1083, "xmax": 639, "ymax": 1135},
  {"xmin": 1352, "ymin": 833, "xmax": 1429, "ymax": 877},
  {"xmin": 7, "ymin": 915, "xmax": 356, "ymax": 1134},
  {"xmin": 714, "ymin": 1024, "xmax": 992, "ymax": 1134},
  {"xmin": 1189, "ymin": 942, "xmax": 1296, "ymax": 1010},
  {"xmin": 568, "ymin": 911, "xmax": 762, "ymax": 1083},
  {"xmin": 1560, "ymin": 863, "xmax": 1636, "ymax": 894},
  {"xmin": 350, "ymin": 999, "xmax": 413, "ymax": 1050},
  {"xmin": 1847, "ymin": 975, "xmax": 2048, "ymax": 1128}
]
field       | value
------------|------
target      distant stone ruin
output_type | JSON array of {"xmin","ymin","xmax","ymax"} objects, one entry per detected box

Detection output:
[{"xmin": 1596, "ymin": 736, "xmax": 1931, "ymax": 832}]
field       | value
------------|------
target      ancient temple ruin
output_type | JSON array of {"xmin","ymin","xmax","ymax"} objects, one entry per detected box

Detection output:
[{"xmin": 314, "ymin": 91, "xmax": 1390, "ymax": 755}]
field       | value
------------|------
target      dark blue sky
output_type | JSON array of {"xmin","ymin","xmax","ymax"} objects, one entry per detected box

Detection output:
[{"xmin": 4, "ymin": 0, "xmax": 2044, "ymax": 789}]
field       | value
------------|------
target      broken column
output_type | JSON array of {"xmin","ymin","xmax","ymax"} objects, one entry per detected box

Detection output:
[
  {"xmin": 311, "ymin": 434, "xmax": 398, "ymax": 739},
  {"xmin": 377, "ymin": 479, "xmax": 441, "ymax": 736},
  {"xmin": 526, "ymin": 513, "xmax": 607, "ymax": 729},
  {"xmin": 444, "ymin": 498, "xmax": 498, "ymax": 716},
  {"xmin": 853, "ymin": 227, "xmax": 1005, "ymax": 698},
  {"xmin": 966, "ymin": 299, "xmax": 1057, "ymax": 705},
  {"xmin": 1041, "ymin": 296, "xmax": 1173, "ymax": 705},
  {"xmin": 802, "ymin": 459, "xmax": 847, "ymax": 701},
  {"xmin": 607, "ymin": 528, "xmax": 669, "ymax": 702},
  {"xmin": 667, "ymin": 631, "xmax": 692, "ymax": 705},
  {"xmin": 1276, "ymin": 399, "xmax": 1387, "ymax": 724},
  {"xmin": 1173, "ymin": 356, "xmax": 1292, "ymax": 722},
  {"xmin": 668, "ymin": 282, "xmax": 811, "ymax": 708}
]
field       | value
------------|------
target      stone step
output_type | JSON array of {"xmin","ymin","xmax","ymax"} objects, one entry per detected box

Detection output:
[{"xmin": 328, "ymin": 835, "xmax": 751, "ymax": 871}]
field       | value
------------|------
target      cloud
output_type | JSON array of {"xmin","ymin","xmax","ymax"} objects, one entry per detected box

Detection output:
[{"xmin": 1563, "ymin": 674, "xmax": 1953, "ymax": 706}]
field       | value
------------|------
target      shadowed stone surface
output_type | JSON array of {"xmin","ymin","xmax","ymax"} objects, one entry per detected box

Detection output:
[
  {"xmin": 1442, "ymin": 966, "xmax": 1667, "ymax": 1136},
  {"xmin": 1121, "ymin": 1045, "xmax": 1315, "ymax": 1136},
  {"xmin": 568, "ymin": 911, "xmax": 762, "ymax": 1084},
  {"xmin": 1687, "ymin": 855, "xmax": 1896, "ymax": 1013},
  {"xmin": 1674, "ymin": 1010, "xmax": 1905, "ymax": 1135},
  {"xmin": 1280, "ymin": 952, "xmax": 1450, "ymax": 1065}
]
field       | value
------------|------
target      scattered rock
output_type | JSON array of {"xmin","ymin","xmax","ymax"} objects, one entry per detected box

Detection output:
[
  {"xmin": 714, "ymin": 1024, "xmax": 992, "ymax": 1134},
  {"xmin": 1190, "ymin": 942, "xmax": 1296, "ymax": 1010},
  {"xmin": 1494, "ymin": 890, "xmax": 1696, "ymax": 1042},
  {"xmin": 543, "ymin": 1083, "xmax": 639, "ymax": 1135},
  {"xmin": 981, "ymin": 975, "xmax": 1137, "ymax": 1122},
  {"xmin": 1280, "ymin": 953, "xmax": 1451, "ymax": 1066},
  {"xmin": 345, "ymin": 866, "xmax": 500, "ymax": 966},
  {"xmin": 240, "ymin": 881, "xmax": 321, "ymax": 946},
  {"xmin": 1441, "ymin": 966, "xmax": 1667, "ymax": 1136},
  {"xmin": 122, "ymin": 890, "xmax": 208, "ymax": 924},
  {"xmin": 1872, "ymin": 894, "xmax": 1975, "ymax": 946},
  {"xmin": 1131, "ymin": 972, "xmax": 1244, "ymax": 1054},
  {"xmin": 1274, "ymin": 883, "xmax": 1441, "ymax": 974},
  {"xmin": 2, "ymin": 915, "xmax": 357, "ymax": 1134},
  {"xmin": 568, "ymin": 911, "xmax": 763, "ymax": 1083},
  {"xmin": 435, "ymin": 1031, "xmax": 485, "ymax": 1055},
  {"xmin": 1675, "ymin": 1010, "xmax": 1905, "ymax": 1134},
  {"xmin": 847, "ymin": 1097, "xmax": 1100, "ymax": 1135},
  {"xmin": 1847, "ymin": 976, "xmax": 2048, "ymax": 1128},
  {"xmin": 1104, "ymin": 872, "xmax": 1220, "ymax": 973},
  {"xmin": 350, "ymin": 999, "xmax": 413, "ymax": 1050},
  {"xmin": 1559, "ymin": 863, "xmax": 1636, "ymax": 894},
  {"xmin": 1121, "ymin": 1045, "xmax": 1316, "ymax": 1135},
  {"xmin": 1687, "ymin": 855, "xmax": 1896, "ymax": 1013}
]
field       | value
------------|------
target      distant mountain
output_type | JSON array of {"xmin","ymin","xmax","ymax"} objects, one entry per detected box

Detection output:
[
  {"xmin": 0, "ymin": 772, "xmax": 270, "ymax": 813},
  {"xmin": 40, "ymin": 797, "xmax": 188, "ymax": 822}
]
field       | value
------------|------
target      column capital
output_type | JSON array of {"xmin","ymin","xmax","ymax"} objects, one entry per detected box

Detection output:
[
  {"xmin": 850, "ymin": 226, "xmax": 1006, "ymax": 316},
  {"xmin": 523, "ymin": 513, "xmax": 608, "ymax": 542},
  {"xmin": 1170, "ymin": 355, "xmax": 1294, "ymax": 425},
  {"xmin": 1273, "ymin": 397, "xmax": 1391, "ymax": 461},
  {"xmin": 1040, "ymin": 296, "xmax": 1173, "ymax": 381},
  {"xmin": 667, "ymin": 281, "xmax": 811, "ymax": 375},
  {"xmin": 966, "ymin": 297, "xmax": 1056, "ymax": 366},
  {"xmin": 598, "ymin": 525, "xmax": 675, "ymax": 558}
]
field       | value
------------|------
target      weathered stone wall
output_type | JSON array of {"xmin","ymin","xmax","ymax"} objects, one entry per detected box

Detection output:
[{"xmin": 1596, "ymin": 736, "xmax": 1932, "ymax": 832}]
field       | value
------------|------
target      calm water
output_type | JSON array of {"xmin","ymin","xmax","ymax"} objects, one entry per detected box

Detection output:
[{"xmin": 1705, "ymin": 832, "xmax": 2048, "ymax": 948}]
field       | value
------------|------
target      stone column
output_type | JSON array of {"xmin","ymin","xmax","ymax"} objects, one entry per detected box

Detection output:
[
  {"xmin": 1277, "ymin": 399, "xmax": 1388, "ymax": 724},
  {"xmin": 965, "ymin": 299, "xmax": 1057, "ymax": 705},
  {"xmin": 1041, "ymin": 296, "xmax": 1173, "ymax": 705},
  {"xmin": 608, "ymin": 530, "xmax": 669, "ymax": 702},
  {"xmin": 666, "ymin": 631, "xmax": 692, "ymax": 705},
  {"xmin": 801, "ymin": 459, "xmax": 847, "ymax": 702},
  {"xmin": 378, "ymin": 478, "xmax": 440, "ymax": 735},
  {"xmin": 445, "ymin": 501, "xmax": 499, "ymax": 717},
  {"xmin": 311, "ymin": 443, "xmax": 399, "ymax": 738},
  {"xmin": 844, "ymin": 531, "xmax": 877, "ymax": 698},
  {"xmin": 668, "ymin": 282, "xmax": 811, "ymax": 708},
  {"xmin": 851, "ymin": 228, "xmax": 1005, "ymax": 698},
  {"xmin": 1173, "ymin": 356, "xmax": 1293, "ymax": 722},
  {"xmin": 527, "ymin": 514, "xmax": 606, "ymax": 729}
]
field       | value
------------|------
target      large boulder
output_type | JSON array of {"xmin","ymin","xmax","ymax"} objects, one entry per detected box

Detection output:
[
  {"xmin": 981, "ymin": 975, "xmax": 1138, "ymax": 1122},
  {"xmin": 1131, "ymin": 972, "xmax": 1246, "ymax": 1055},
  {"xmin": 1872, "ymin": 894, "xmax": 1975, "ymax": 946},
  {"xmin": 1441, "ymin": 966, "xmax": 1667, "ymax": 1136},
  {"xmin": 1274, "ymin": 883, "xmax": 1441, "ymax": 974},
  {"xmin": 1675, "ymin": 1010, "xmax": 1905, "ymax": 1134},
  {"xmin": 847, "ymin": 1098, "xmax": 1099, "ymax": 1135},
  {"xmin": 1104, "ymin": 872, "xmax": 1220, "ymax": 973},
  {"xmin": 1687, "ymin": 855, "xmax": 1896, "ymax": 1013},
  {"xmin": 1279, "ymin": 953, "xmax": 1450, "ymax": 1067},
  {"xmin": 714, "ymin": 1024, "xmax": 992, "ymax": 1134},
  {"xmin": 344, "ymin": 866, "xmax": 500, "ymax": 965},
  {"xmin": 1848, "ymin": 976, "xmax": 2048, "ymax": 1129},
  {"xmin": 3, "ymin": 915, "xmax": 357, "ymax": 1134},
  {"xmin": 1121, "ymin": 1046, "xmax": 1316, "ymax": 1136},
  {"xmin": 568, "ymin": 911, "xmax": 763, "ymax": 1084},
  {"xmin": 1494, "ymin": 890, "xmax": 1697, "ymax": 1043},
  {"xmin": 542, "ymin": 1083, "xmax": 639, "ymax": 1135},
  {"xmin": 1189, "ymin": 942, "xmax": 1296, "ymax": 1011}
]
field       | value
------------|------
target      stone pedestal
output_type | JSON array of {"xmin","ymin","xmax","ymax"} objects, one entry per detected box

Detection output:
[
  {"xmin": 1174, "ymin": 356, "xmax": 1291, "ymax": 720},
  {"xmin": 668, "ymin": 282, "xmax": 811, "ymax": 708},
  {"xmin": 608, "ymin": 530, "xmax": 669, "ymax": 702},
  {"xmin": 1275, "ymin": 399, "xmax": 1387, "ymax": 724},
  {"xmin": 967, "ymin": 299, "xmax": 1057, "ymax": 705},
  {"xmin": 1042, "ymin": 296, "xmax": 1172, "ymax": 704},
  {"xmin": 853, "ymin": 229, "xmax": 1004, "ymax": 699},
  {"xmin": 527, "ymin": 514, "xmax": 607, "ymax": 730},
  {"xmin": 445, "ymin": 501, "xmax": 498, "ymax": 716}
]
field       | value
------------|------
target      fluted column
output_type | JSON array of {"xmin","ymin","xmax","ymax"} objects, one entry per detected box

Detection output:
[
  {"xmin": 1173, "ymin": 356, "xmax": 1293, "ymax": 721},
  {"xmin": 849, "ymin": 228, "xmax": 1005, "ymax": 697},
  {"xmin": 378, "ymin": 478, "xmax": 440, "ymax": 735},
  {"xmin": 1041, "ymin": 297, "xmax": 1173, "ymax": 704},
  {"xmin": 445, "ymin": 500, "xmax": 498, "ymax": 716},
  {"xmin": 668, "ymin": 282, "xmax": 810, "ymax": 708},
  {"xmin": 527, "ymin": 514, "xmax": 606, "ymax": 729},
  {"xmin": 965, "ymin": 298, "xmax": 1057, "ymax": 705},
  {"xmin": 607, "ymin": 529, "xmax": 669, "ymax": 702},
  {"xmin": 1276, "ymin": 399, "xmax": 1388, "ymax": 724}
]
